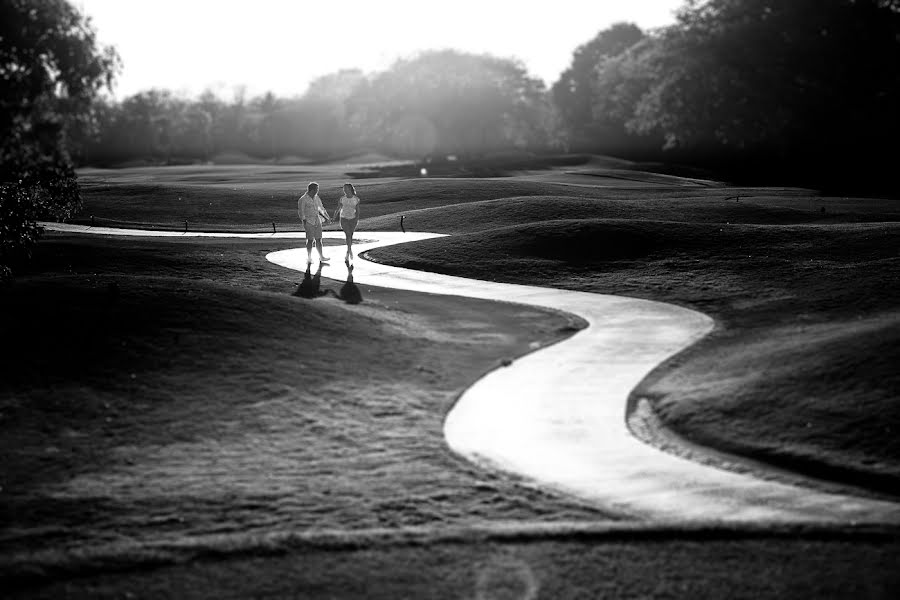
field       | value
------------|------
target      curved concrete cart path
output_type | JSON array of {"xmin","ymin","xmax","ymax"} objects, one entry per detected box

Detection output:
[{"xmin": 45, "ymin": 223, "xmax": 900, "ymax": 523}]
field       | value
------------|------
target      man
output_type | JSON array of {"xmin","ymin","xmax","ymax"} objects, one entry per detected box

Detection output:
[{"xmin": 298, "ymin": 181, "xmax": 331, "ymax": 264}]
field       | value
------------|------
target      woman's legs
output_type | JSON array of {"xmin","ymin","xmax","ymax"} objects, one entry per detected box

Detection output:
[{"xmin": 341, "ymin": 217, "xmax": 358, "ymax": 260}]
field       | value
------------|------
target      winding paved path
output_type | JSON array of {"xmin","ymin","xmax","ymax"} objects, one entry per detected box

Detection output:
[{"xmin": 45, "ymin": 223, "xmax": 900, "ymax": 523}]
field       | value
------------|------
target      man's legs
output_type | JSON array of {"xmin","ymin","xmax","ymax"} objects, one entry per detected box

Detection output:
[
  {"xmin": 306, "ymin": 238, "xmax": 314, "ymax": 263},
  {"xmin": 315, "ymin": 236, "xmax": 328, "ymax": 261}
]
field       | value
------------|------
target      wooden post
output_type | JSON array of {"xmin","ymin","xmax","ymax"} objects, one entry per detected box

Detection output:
[
  {"xmin": 272, "ymin": 222, "xmax": 277, "ymax": 234},
  {"xmin": 184, "ymin": 220, "xmax": 188, "ymax": 232},
  {"xmin": 400, "ymin": 215, "xmax": 406, "ymax": 233}
]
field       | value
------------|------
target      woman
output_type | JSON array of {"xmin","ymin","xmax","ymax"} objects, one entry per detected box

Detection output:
[{"xmin": 332, "ymin": 182, "xmax": 361, "ymax": 263}]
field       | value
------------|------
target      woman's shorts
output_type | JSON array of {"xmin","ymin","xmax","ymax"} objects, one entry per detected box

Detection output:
[
  {"xmin": 303, "ymin": 219, "xmax": 323, "ymax": 239},
  {"xmin": 340, "ymin": 217, "xmax": 358, "ymax": 234}
]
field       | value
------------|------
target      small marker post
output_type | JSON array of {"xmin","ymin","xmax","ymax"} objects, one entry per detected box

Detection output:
[
  {"xmin": 272, "ymin": 222, "xmax": 276, "ymax": 234},
  {"xmin": 184, "ymin": 220, "xmax": 188, "ymax": 232},
  {"xmin": 400, "ymin": 215, "xmax": 406, "ymax": 233}
]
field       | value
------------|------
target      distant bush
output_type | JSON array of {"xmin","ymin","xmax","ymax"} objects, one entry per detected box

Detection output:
[{"xmin": 1, "ymin": 174, "xmax": 81, "ymax": 281}]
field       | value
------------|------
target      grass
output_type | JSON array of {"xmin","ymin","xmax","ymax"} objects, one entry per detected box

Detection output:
[
  {"xmin": 8, "ymin": 528, "xmax": 900, "ymax": 598},
  {"xmin": 1, "ymin": 234, "xmax": 604, "ymax": 566},
  {"xmin": 77, "ymin": 164, "xmax": 895, "ymax": 231},
  {"xmin": 9, "ymin": 160, "xmax": 900, "ymax": 595},
  {"xmin": 69, "ymin": 164, "xmax": 900, "ymax": 492},
  {"xmin": 362, "ymin": 192, "xmax": 900, "ymax": 232},
  {"xmin": 369, "ymin": 214, "xmax": 900, "ymax": 495}
]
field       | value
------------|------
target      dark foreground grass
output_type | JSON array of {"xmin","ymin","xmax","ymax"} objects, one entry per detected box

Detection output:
[
  {"xmin": 8, "ymin": 527, "xmax": 900, "ymax": 599},
  {"xmin": 370, "ymin": 217, "xmax": 900, "ymax": 495},
  {"xmin": 0, "ymin": 234, "xmax": 604, "ymax": 565}
]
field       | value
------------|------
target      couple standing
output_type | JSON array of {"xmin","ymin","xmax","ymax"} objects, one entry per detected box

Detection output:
[{"xmin": 298, "ymin": 181, "xmax": 361, "ymax": 264}]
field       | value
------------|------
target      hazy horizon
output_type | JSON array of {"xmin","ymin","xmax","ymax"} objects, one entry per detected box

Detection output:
[{"xmin": 77, "ymin": 0, "xmax": 684, "ymax": 99}]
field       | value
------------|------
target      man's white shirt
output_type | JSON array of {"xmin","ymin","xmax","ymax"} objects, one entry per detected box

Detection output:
[{"xmin": 299, "ymin": 193, "xmax": 326, "ymax": 222}]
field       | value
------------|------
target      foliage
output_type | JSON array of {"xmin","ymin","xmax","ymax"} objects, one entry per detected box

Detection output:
[
  {"xmin": 0, "ymin": 174, "xmax": 79, "ymax": 280},
  {"xmin": 540, "ymin": 0, "xmax": 900, "ymax": 187},
  {"xmin": 362, "ymin": 50, "xmax": 557, "ymax": 156},
  {"xmin": 624, "ymin": 0, "xmax": 900, "ymax": 183},
  {"xmin": 551, "ymin": 22, "xmax": 645, "ymax": 150},
  {"xmin": 81, "ymin": 52, "xmax": 560, "ymax": 165},
  {"xmin": 0, "ymin": 0, "xmax": 118, "ymax": 279},
  {"xmin": 18, "ymin": 0, "xmax": 898, "ymax": 194}
]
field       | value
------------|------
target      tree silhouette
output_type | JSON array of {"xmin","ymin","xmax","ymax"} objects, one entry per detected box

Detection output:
[
  {"xmin": 364, "ymin": 50, "xmax": 554, "ymax": 157},
  {"xmin": 552, "ymin": 22, "xmax": 645, "ymax": 150},
  {"xmin": 1, "ymin": 0, "xmax": 118, "ymax": 279},
  {"xmin": 627, "ymin": 0, "xmax": 900, "ymax": 187}
]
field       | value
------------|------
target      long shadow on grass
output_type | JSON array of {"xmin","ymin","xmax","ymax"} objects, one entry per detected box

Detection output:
[
  {"xmin": 293, "ymin": 264, "xmax": 325, "ymax": 299},
  {"xmin": 293, "ymin": 263, "xmax": 364, "ymax": 305},
  {"xmin": 338, "ymin": 269, "xmax": 363, "ymax": 305}
]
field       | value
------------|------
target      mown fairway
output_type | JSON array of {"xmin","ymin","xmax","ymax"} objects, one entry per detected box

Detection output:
[
  {"xmin": 4, "ymin": 158, "xmax": 899, "ymax": 597},
  {"xmin": 74, "ymin": 160, "xmax": 900, "ymax": 493}
]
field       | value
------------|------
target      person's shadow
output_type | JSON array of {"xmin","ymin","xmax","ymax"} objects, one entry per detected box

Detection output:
[
  {"xmin": 293, "ymin": 263, "xmax": 324, "ymax": 299},
  {"xmin": 338, "ymin": 268, "xmax": 363, "ymax": 304}
]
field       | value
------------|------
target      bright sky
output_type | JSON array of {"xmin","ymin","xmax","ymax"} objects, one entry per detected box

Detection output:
[{"xmin": 76, "ymin": 0, "xmax": 684, "ymax": 99}]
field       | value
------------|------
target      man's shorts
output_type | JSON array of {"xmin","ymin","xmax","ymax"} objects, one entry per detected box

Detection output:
[{"xmin": 303, "ymin": 219, "xmax": 323, "ymax": 239}]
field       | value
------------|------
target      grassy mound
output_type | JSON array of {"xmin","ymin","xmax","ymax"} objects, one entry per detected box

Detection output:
[
  {"xmin": 369, "ymin": 218, "xmax": 900, "ymax": 493},
  {"xmin": 210, "ymin": 151, "xmax": 270, "ymax": 165},
  {"xmin": 77, "ymin": 162, "xmax": 899, "ymax": 233},
  {"xmin": 647, "ymin": 313, "xmax": 900, "ymax": 492},
  {"xmin": 337, "ymin": 151, "xmax": 404, "ymax": 165},
  {"xmin": 0, "ymin": 234, "xmax": 602, "ymax": 561},
  {"xmin": 76, "ymin": 171, "xmax": 651, "ymax": 228},
  {"xmin": 362, "ymin": 194, "xmax": 900, "ymax": 234}
]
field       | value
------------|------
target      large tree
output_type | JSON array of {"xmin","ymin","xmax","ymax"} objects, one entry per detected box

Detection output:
[
  {"xmin": 363, "ymin": 50, "xmax": 555, "ymax": 157},
  {"xmin": 551, "ymin": 22, "xmax": 645, "ymax": 150},
  {"xmin": 626, "ymin": 0, "xmax": 900, "ymax": 185},
  {"xmin": 1, "ymin": 0, "xmax": 118, "ymax": 279}
]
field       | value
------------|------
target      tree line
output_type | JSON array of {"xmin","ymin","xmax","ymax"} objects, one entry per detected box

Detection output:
[
  {"xmin": 552, "ymin": 0, "xmax": 900, "ymax": 188},
  {"xmin": 74, "ymin": 52, "xmax": 560, "ymax": 165},
  {"xmin": 69, "ymin": 0, "xmax": 900, "ymax": 191},
  {"xmin": 3, "ymin": 0, "xmax": 899, "ymax": 278}
]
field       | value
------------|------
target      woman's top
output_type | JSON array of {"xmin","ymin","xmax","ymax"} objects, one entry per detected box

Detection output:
[{"xmin": 339, "ymin": 195, "xmax": 360, "ymax": 219}]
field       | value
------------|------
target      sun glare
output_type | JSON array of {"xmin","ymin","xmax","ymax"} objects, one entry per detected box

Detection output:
[{"xmin": 76, "ymin": 0, "xmax": 682, "ymax": 98}]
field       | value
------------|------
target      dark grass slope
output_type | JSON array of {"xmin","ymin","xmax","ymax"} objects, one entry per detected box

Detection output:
[
  {"xmin": 0, "ymin": 235, "xmax": 604, "ymax": 562},
  {"xmin": 370, "ymin": 218, "xmax": 900, "ymax": 494},
  {"xmin": 9, "ymin": 528, "xmax": 900, "ymax": 599},
  {"xmin": 362, "ymin": 193, "xmax": 900, "ymax": 233}
]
